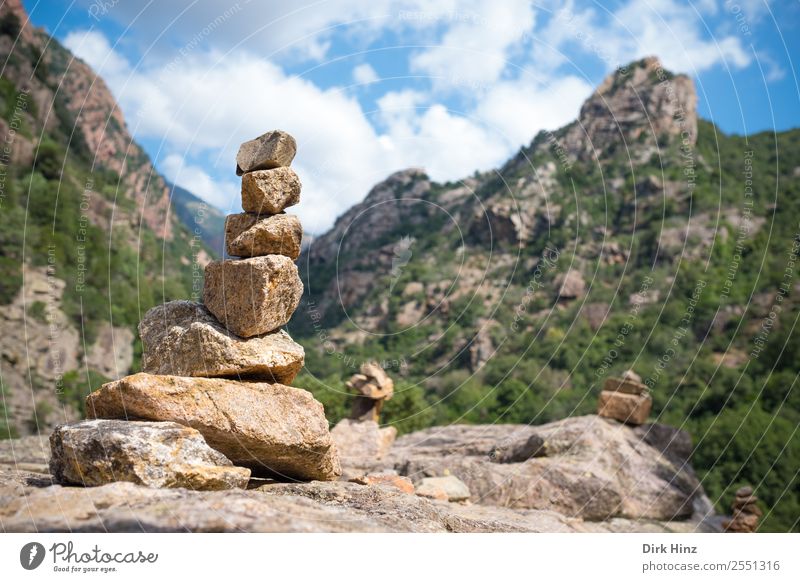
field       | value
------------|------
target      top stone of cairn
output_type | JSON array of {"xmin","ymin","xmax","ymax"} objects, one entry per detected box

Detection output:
[{"xmin": 236, "ymin": 130, "xmax": 297, "ymax": 175}]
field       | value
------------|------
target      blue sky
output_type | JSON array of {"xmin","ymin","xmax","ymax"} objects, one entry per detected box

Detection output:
[{"xmin": 26, "ymin": 0, "xmax": 800, "ymax": 233}]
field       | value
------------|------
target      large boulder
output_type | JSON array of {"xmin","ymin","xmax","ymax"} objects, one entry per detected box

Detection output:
[
  {"xmin": 139, "ymin": 300, "xmax": 304, "ymax": 384},
  {"xmin": 0, "ymin": 473, "xmax": 722, "ymax": 533},
  {"xmin": 49, "ymin": 419, "xmax": 250, "ymax": 490},
  {"xmin": 387, "ymin": 416, "xmax": 712, "ymax": 522},
  {"xmin": 225, "ymin": 213, "xmax": 302, "ymax": 259},
  {"xmin": 86, "ymin": 374, "xmax": 341, "ymax": 481},
  {"xmin": 235, "ymin": 130, "xmax": 296, "ymax": 175},
  {"xmin": 203, "ymin": 255, "xmax": 303, "ymax": 338}
]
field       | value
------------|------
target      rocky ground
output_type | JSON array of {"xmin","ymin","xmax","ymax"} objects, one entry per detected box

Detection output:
[{"xmin": 0, "ymin": 415, "xmax": 726, "ymax": 533}]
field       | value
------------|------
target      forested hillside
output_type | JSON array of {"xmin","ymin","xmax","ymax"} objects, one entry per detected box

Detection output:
[
  {"xmin": 292, "ymin": 58, "xmax": 800, "ymax": 531},
  {"xmin": 0, "ymin": 0, "xmax": 212, "ymax": 438}
]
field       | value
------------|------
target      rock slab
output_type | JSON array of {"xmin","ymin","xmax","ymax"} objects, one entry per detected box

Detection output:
[
  {"xmin": 139, "ymin": 300, "xmax": 304, "ymax": 383},
  {"xmin": 49, "ymin": 419, "xmax": 250, "ymax": 490},
  {"xmin": 241, "ymin": 167, "xmax": 301, "ymax": 214},
  {"xmin": 225, "ymin": 213, "xmax": 302, "ymax": 259},
  {"xmin": 389, "ymin": 417, "xmax": 707, "ymax": 521},
  {"xmin": 203, "ymin": 255, "xmax": 303, "ymax": 338},
  {"xmin": 236, "ymin": 130, "xmax": 296, "ymax": 175},
  {"xmin": 86, "ymin": 374, "xmax": 341, "ymax": 481},
  {"xmin": 1, "ymin": 474, "xmax": 719, "ymax": 532}
]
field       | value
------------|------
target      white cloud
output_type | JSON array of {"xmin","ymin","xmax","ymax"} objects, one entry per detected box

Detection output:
[
  {"xmin": 352, "ymin": 63, "xmax": 379, "ymax": 85},
  {"xmin": 475, "ymin": 75, "xmax": 593, "ymax": 146},
  {"xmin": 63, "ymin": 29, "xmax": 129, "ymax": 77},
  {"xmin": 75, "ymin": 0, "xmax": 454, "ymax": 62},
  {"xmin": 62, "ymin": 28, "xmax": 550, "ymax": 233},
  {"xmin": 376, "ymin": 89, "xmax": 427, "ymax": 132},
  {"xmin": 534, "ymin": 0, "xmax": 752, "ymax": 76},
  {"xmin": 161, "ymin": 154, "xmax": 239, "ymax": 212},
  {"xmin": 377, "ymin": 96, "xmax": 510, "ymax": 178},
  {"xmin": 61, "ymin": 0, "xmax": 769, "ymax": 234},
  {"xmin": 609, "ymin": 0, "xmax": 752, "ymax": 72},
  {"xmin": 410, "ymin": 0, "xmax": 536, "ymax": 88}
]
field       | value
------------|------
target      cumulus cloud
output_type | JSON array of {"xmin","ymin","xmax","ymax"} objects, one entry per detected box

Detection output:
[
  {"xmin": 74, "ymin": 0, "xmax": 458, "ymax": 62},
  {"xmin": 609, "ymin": 0, "xmax": 752, "ymax": 72},
  {"xmin": 410, "ymin": 0, "xmax": 536, "ymax": 88},
  {"xmin": 62, "ymin": 0, "xmax": 766, "ymax": 233},
  {"xmin": 475, "ymin": 75, "xmax": 593, "ymax": 146},
  {"xmin": 377, "ymin": 95, "xmax": 510, "ymax": 178},
  {"xmin": 537, "ymin": 0, "xmax": 752, "ymax": 75},
  {"xmin": 63, "ymin": 27, "xmax": 569, "ymax": 233},
  {"xmin": 63, "ymin": 29, "xmax": 129, "ymax": 77},
  {"xmin": 352, "ymin": 63, "xmax": 379, "ymax": 85}
]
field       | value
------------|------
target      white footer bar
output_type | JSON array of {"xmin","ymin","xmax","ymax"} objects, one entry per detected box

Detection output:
[{"xmin": 1, "ymin": 533, "xmax": 796, "ymax": 581}]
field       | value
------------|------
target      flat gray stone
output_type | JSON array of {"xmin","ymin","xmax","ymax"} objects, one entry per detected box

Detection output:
[
  {"xmin": 139, "ymin": 300, "xmax": 304, "ymax": 384},
  {"xmin": 49, "ymin": 419, "xmax": 250, "ymax": 490},
  {"xmin": 236, "ymin": 130, "xmax": 296, "ymax": 175},
  {"xmin": 225, "ymin": 213, "xmax": 302, "ymax": 259}
]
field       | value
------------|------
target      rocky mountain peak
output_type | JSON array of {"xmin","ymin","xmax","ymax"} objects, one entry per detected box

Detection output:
[
  {"xmin": 595, "ymin": 55, "xmax": 666, "ymax": 96},
  {"xmin": 307, "ymin": 167, "xmax": 430, "ymax": 262},
  {"xmin": 0, "ymin": 0, "xmax": 175, "ymax": 238},
  {"xmin": 363, "ymin": 167, "xmax": 429, "ymax": 204},
  {"xmin": 564, "ymin": 56, "xmax": 697, "ymax": 162}
]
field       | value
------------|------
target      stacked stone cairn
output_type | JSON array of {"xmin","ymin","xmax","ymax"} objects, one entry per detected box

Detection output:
[
  {"xmin": 330, "ymin": 362, "xmax": 397, "ymax": 472},
  {"xmin": 723, "ymin": 486, "xmax": 762, "ymax": 533},
  {"xmin": 49, "ymin": 131, "xmax": 341, "ymax": 490},
  {"xmin": 597, "ymin": 369, "xmax": 652, "ymax": 426},
  {"xmin": 346, "ymin": 361, "xmax": 395, "ymax": 422}
]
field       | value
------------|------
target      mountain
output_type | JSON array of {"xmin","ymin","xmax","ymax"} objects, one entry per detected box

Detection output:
[
  {"xmin": 0, "ymin": 0, "xmax": 796, "ymax": 531},
  {"xmin": 168, "ymin": 182, "xmax": 226, "ymax": 256},
  {"xmin": 0, "ymin": 0, "xmax": 213, "ymax": 438},
  {"xmin": 292, "ymin": 57, "xmax": 800, "ymax": 531}
]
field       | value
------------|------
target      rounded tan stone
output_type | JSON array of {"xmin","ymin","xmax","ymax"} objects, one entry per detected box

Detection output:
[
  {"xmin": 203, "ymin": 255, "xmax": 303, "ymax": 338},
  {"xmin": 225, "ymin": 213, "xmax": 302, "ymax": 259},
  {"xmin": 235, "ymin": 130, "xmax": 297, "ymax": 175},
  {"xmin": 241, "ymin": 167, "xmax": 301, "ymax": 214},
  {"xmin": 139, "ymin": 300, "xmax": 304, "ymax": 383},
  {"xmin": 86, "ymin": 374, "xmax": 341, "ymax": 481},
  {"xmin": 416, "ymin": 476, "xmax": 471, "ymax": 502}
]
